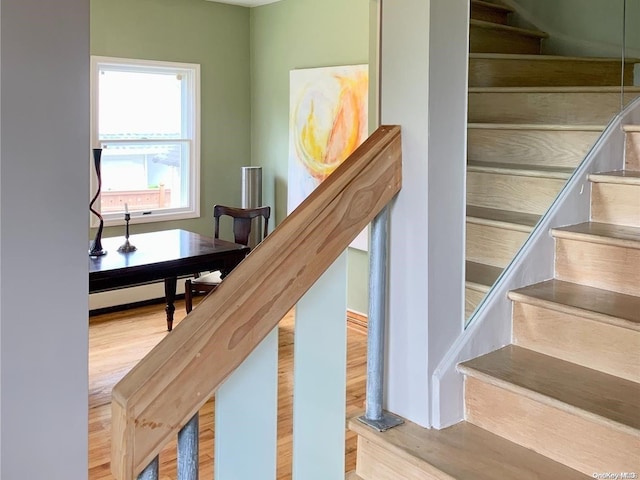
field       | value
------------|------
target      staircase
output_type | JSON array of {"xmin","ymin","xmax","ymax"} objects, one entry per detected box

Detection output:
[
  {"xmin": 465, "ymin": 0, "xmax": 639, "ymax": 319},
  {"xmin": 347, "ymin": 119, "xmax": 640, "ymax": 480},
  {"xmin": 347, "ymin": 2, "xmax": 639, "ymax": 478}
]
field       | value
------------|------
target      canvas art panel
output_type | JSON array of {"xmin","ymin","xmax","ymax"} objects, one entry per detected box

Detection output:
[{"xmin": 287, "ymin": 64, "xmax": 369, "ymax": 250}]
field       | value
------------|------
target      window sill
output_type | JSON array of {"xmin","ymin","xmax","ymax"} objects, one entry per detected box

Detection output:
[{"xmin": 91, "ymin": 209, "xmax": 200, "ymax": 228}]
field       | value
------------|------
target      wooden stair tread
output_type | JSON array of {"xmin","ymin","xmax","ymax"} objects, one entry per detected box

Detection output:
[
  {"xmin": 552, "ymin": 222, "xmax": 640, "ymax": 249},
  {"xmin": 459, "ymin": 345, "xmax": 640, "ymax": 432},
  {"xmin": 468, "ymin": 160, "xmax": 573, "ymax": 179},
  {"xmin": 469, "ymin": 86, "xmax": 640, "ymax": 93},
  {"xmin": 468, "ymin": 123, "xmax": 605, "ymax": 131},
  {"xmin": 349, "ymin": 415, "xmax": 588, "ymax": 480},
  {"xmin": 589, "ymin": 170, "xmax": 640, "ymax": 185},
  {"xmin": 509, "ymin": 279, "xmax": 640, "ymax": 330},
  {"xmin": 467, "ymin": 206, "xmax": 539, "ymax": 232},
  {"xmin": 466, "ymin": 261, "xmax": 502, "ymax": 290},
  {"xmin": 470, "ymin": 19, "xmax": 548, "ymax": 39},
  {"xmin": 623, "ymin": 124, "xmax": 640, "ymax": 132},
  {"xmin": 470, "ymin": 52, "xmax": 640, "ymax": 63},
  {"xmin": 470, "ymin": 0, "xmax": 513, "ymax": 14}
]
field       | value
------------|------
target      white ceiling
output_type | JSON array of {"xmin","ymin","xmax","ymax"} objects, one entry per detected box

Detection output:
[{"xmin": 207, "ymin": 0, "xmax": 281, "ymax": 7}]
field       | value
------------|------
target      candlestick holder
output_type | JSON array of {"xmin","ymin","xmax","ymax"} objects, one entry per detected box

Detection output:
[
  {"xmin": 89, "ymin": 148, "xmax": 107, "ymax": 257},
  {"xmin": 117, "ymin": 213, "xmax": 137, "ymax": 253}
]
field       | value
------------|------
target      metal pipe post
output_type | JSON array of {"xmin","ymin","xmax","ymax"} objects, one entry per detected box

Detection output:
[
  {"xmin": 137, "ymin": 456, "xmax": 159, "ymax": 480},
  {"xmin": 358, "ymin": 204, "xmax": 403, "ymax": 432},
  {"xmin": 178, "ymin": 413, "xmax": 199, "ymax": 480}
]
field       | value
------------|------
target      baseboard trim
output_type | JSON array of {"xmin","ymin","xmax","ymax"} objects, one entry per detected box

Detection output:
[
  {"xmin": 347, "ymin": 309, "xmax": 368, "ymax": 333},
  {"xmin": 89, "ymin": 294, "xmax": 188, "ymax": 317},
  {"xmin": 91, "ymin": 299, "xmax": 369, "ymax": 332}
]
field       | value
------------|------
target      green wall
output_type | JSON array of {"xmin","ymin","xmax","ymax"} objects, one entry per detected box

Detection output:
[
  {"xmin": 250, "ymin": 0, "xmax": 372, "ymax": 314},
  {"xmin": 507, "ymin": 0, "xmax": 640, "ymax": 58},
  {"xmin": 91, "ymin": 0, "xmax": 251, "ymax": 237},
  {"xmin": 90, "ymin": 0, "xmax": 372, "ymax": 313},
  {"xmin": 249, "ymin": 0, "xmax": 371, "ymax": 225}
]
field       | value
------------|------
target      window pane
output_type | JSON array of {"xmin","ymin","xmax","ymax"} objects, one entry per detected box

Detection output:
[
  {"xmin": 99, "ymin": 141, "xmax": 190, "ymax": 213},
  {"xmin": 98, "ymin": 69, "xmax": 183, "ymax": 138},
  {"xmin": 92, "ymin": 56, "xmax": 199, "ymax": 222}
]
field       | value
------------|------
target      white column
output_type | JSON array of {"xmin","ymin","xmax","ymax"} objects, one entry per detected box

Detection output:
[
  {"xmin": 380, "ymin": 0, "xmax": 468, "ymax": 429},
  {"xmin": 380, "ymin": 0, "xmax": 432, "ymax": 427}
]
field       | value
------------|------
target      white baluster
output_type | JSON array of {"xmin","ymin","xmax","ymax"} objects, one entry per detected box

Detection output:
[
  {"xmin": 215, "ymin": 329, "xmax": 278, "ymax": 479},
  {"xmin": 292, "ymin": 251, "xmax": 348, "ymax": 480}
]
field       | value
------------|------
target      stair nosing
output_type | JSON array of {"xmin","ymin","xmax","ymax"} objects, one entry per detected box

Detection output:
[
  {"xmin": 469, "ymin": 52, "xmax": 640, "ymax": 63},
  {"xmin": 470, "ymin": 19, "xmax": 548, "ymax": 38},
  {"xmin": 459, "ymin": 348, "xmax": 640, "ymax": 437},
  {"xmin": 507, "ymin": 280, "xmax": 640, "ymax": 331},
  {"xmin": 466, "ymin": 261, "xmax": 502, "ymax": 291},
  {"xmin": 468, "ymin": 161, "xmax": 573, "ymax": 180},
  {"xmin": 551, "ymin": 222, "xmax": 640, "ymax": 250},
  {"xmin": 589, "ymin": 171, "xmax": 640, "ymax": 185},
  {"xmin": 468, "ymin": 123, "xmax": 606, "ymax": 131},
  {"xmin": 466, "ymin": 281, "xmax": 492, "ymax": 293},
  {"xmin": 469, "ymin": 86, "xmax": 640, "ymax": 93},
  {"xmin": 466, "ymin": 216, "xmax": 534, "ymax": 233},
  {"xmin": 466, "ymin": 206, "xmax": 538, "ymax": 233},
  {"xmin": 471, "ymin": 0, "xmax": 514, "ymax": 14}
]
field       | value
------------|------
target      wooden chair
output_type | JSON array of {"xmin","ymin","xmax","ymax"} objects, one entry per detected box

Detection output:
[{"xmin": 184, "ymin": 205, "xmax": 271, "ymax": 313}]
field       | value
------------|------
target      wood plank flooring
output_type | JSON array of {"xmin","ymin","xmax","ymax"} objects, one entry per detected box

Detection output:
[{"xmin": 89, "ymin": 300, "xmax": 367, "ymax": 479}]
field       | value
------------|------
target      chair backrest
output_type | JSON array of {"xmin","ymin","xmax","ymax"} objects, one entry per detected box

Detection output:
[{"xmin": 213, "ymin": 205, "xmax": 271, "ymax": 247}]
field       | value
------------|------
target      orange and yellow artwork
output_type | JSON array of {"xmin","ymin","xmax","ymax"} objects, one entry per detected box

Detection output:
[{"xmin": 287, "ymin": 64, "xmax": 368, "ymax": 214}]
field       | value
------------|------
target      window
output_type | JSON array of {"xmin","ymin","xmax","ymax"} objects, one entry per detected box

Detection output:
[{"xmin": 90, "ymin": 56, "xmax": 200, "ymax": 224}]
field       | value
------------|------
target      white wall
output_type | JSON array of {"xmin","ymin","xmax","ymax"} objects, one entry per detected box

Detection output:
[
  {"xmin": 426, "ymin": 0, "xmax": 468, "ymax": 423},
  {"xmin": 0, "ymin": 1, "xmax": 89, "ymax": 478},
  {"xmin": 381, "ymin": 0, "xmax": 468, "ymax": 427},
  {"xmin": 381, "ymin": 0, "xmax": 432, "ymax": 427},
  {"xmin": 504, "ymin": 0, "xmax": 639, "ymax": 58}
]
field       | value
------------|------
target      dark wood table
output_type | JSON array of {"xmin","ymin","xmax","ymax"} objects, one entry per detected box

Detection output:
[{"xmin": 89, "ymin": 229, "xmax": 250, "ymax": 331}]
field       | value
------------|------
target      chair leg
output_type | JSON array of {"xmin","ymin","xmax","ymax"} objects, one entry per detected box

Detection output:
[{"xmin": 185, "ymin": 279, "xmax": 193, "ymax": 314}]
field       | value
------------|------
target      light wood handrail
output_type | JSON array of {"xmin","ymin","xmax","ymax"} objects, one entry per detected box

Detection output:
[{"xmin": 111, "ymin": 125, "xmax": 402, "ymax": 479}]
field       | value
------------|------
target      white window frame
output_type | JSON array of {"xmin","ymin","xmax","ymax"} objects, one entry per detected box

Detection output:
[{"xmin": 90, "ymin": 56, "xmax": 201, "ymax": 226}]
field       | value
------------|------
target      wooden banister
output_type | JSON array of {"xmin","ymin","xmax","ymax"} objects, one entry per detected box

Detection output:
[{"xmin": 111, "ymin": 125, "xmax": 402, "ymax": 479}]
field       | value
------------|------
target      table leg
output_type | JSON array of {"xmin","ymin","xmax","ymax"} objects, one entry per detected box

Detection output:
[{"xmin": 164, "ymin": 277, "xmax": 177, "ymax": 331}]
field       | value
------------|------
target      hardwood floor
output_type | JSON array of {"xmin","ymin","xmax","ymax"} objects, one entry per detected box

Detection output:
[{"xmin": 89, "ymin": 300, "xmax": 367, "ymax": 479}]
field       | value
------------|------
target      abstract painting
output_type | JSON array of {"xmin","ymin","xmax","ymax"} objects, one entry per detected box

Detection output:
[{"xmin": 287, "ymin": 64, "xmax": 369, "ymax": 216}]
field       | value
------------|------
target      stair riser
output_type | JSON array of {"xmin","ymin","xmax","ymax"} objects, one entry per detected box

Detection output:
[
  {"xmin": 464, "ymin": 376, "xmax": 640, "ymax": 475},
  {"xmin": 513, "ymin": 302, "xmax": 640, "ymax": 382},
  {"xmin": 470, "ymin": 3, "xmax": 510, "ymax": 25},
  {"xmin": 469, "ymin": 58, "xmax": 635, "ymax": 88},
  {"xmin": 468, "ymin": 128, "xmax": 598, "ymax": 168},
  {"xmin": 625, "ymin": 131, "xmax": 640, "ymax": 170},
  {"xmin": 468, "ymin": 171, "xmax": 565, "ymax": 215},
  {"xmin": 555, "ymin": 238, "xmax": 640, "ymax": 296},
  {"xmin": 466, "ymin": 286, "xmax": 487, "ymax": 319},
  {"xmin": 356, "ymin": 436, "xmax": 439, "ymax": 480},
  {"xmin": 470, "ymin": 26, "xmax": 542, "ymax": 54},
  {"xmin": 591, "ymin": 183, "xmax": 640, "ymax": 227},
  {"xmin": 467, "ymin": 223, "xmax": 529, "ymax": 268},
  {"xmin": 469, "ymin": 91, "xmax": 640, "ymax": 124}
]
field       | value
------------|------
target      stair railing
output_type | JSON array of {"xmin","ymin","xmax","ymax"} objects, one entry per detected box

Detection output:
[{"xmin": 110, "ymin": 125, "xmax": 402, "ymax": 480}]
